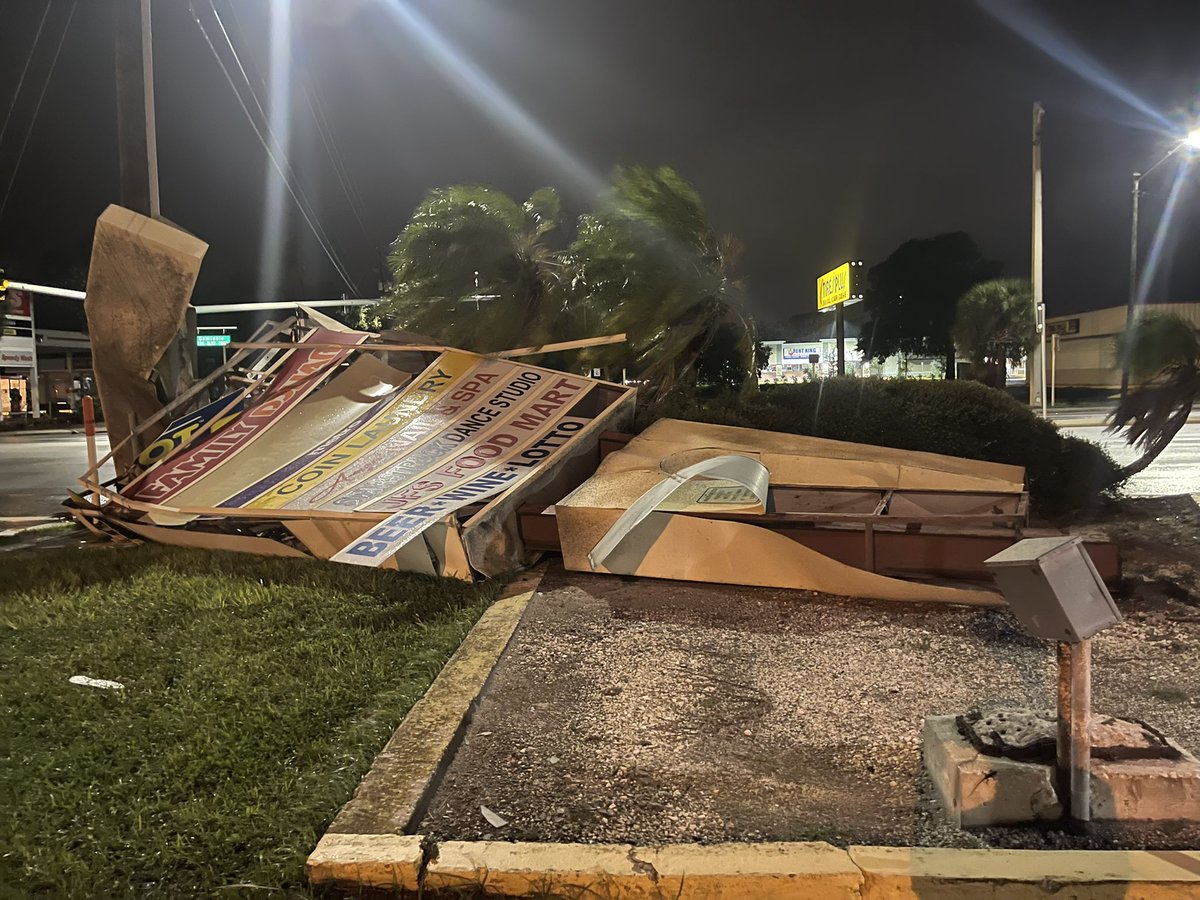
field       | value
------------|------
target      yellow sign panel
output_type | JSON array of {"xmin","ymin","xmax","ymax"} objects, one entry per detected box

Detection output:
[{"xmin": 816, "ymin": 262, "xmax": 851, "ymax": 310}]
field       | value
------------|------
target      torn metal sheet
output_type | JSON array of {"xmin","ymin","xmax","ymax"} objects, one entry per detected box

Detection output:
[
  {"xmin": 84, "ymin": 205, "xmax": 208, "ymax": 470},
  {"xmin": 118, "ymin": 520, "xmax": 310, "ymax": 558},
  {"xmin": 555, "ymin": 419, "xmax": 1032, "ymax": 605},
  {"xmin": 588, "ymin": 454, "xmax": 769, "ymax": 571}
]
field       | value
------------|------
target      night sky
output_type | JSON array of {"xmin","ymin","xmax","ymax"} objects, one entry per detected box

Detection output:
[{"xmin": 1, "ymin": 0, "xmax": 1199, "ymax": 330}]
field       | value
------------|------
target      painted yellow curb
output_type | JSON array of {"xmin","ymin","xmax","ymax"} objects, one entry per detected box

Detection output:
[
  {"xmin": 307, "ymin": 570, "xmax": 542, "ymax": 892},
  {"xmin": 306, "ymin": 833, "xmax": 423, "ymax": 893},
  {"xmin": 849, "ymin": 845, "xmax": 1200, "ymax": 899},
  {"xmin": 424, "ymin": 840, "xmax": 863, "ymax": 898},
  {"xmin": 321, "ymin": 571, "xmax": 540, "ymax": 838}
]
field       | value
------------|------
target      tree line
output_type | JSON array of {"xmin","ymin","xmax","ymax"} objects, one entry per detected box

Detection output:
[{"xmin": 370, "ymin": 168, "xmax": 1196, "ymax": 477}]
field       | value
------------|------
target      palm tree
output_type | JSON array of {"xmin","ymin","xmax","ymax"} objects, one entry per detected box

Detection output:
[
  {"xmin": 368, "ymin": 185, "xmax": 571, "ymax": 353},
  {"xmin": 568, "ymin": 166, "xmax": 758, "ymax": 401},
  {"xmin": 1109, "ymin": 312, "xmax": 1200, "ymax": 477},
  {"xmin": 952, "ymin": 278, "xmax": 1036, "ymax": 388}
]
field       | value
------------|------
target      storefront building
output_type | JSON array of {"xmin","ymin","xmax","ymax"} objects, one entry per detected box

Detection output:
[
  {"xmin": 1, "ymin": 289, "xmax": 95, "ymax": 420},
  {"xmin": 1046, "ymin": 302, "xmax": 1200, "ymax": 390}
]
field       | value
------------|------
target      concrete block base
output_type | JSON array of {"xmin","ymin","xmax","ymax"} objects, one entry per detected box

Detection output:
[{"xmin": 923, "ymin": 715, "xmax": 1200, "ymax": 827}]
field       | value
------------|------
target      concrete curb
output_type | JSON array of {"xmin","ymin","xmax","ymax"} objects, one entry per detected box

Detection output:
[
  {"xmin": 308, "ymin": 569, "xmax": 1200, "ymax": 898},
  {"xmin": 425, "ymin": 839, "xmax": 863, "ymax": 898},
  {"xmin": 308, "ymin": 568, "xmax": 544, "ymax": 885},
  {"xmin": 312, "ymin": 835, "xmax": 1200, "ymax": 898},
  {"xmin": 0, "ymin": 518, "xmax": 74, "ymax": 538},
  {"xmin": 849, "ymin": 845, "xmax": 1200, "ymax": 898}
]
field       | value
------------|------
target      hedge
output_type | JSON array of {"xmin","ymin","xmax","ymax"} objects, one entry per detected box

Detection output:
[{"xmin": 639, "ymin": 378, "xmax": 1123, "ymax": 516}]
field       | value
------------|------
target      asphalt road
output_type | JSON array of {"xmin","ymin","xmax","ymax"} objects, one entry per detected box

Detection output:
[
  {"xmin": 1060, "ymin": 422, "xmax": 1200, "ymax": 498},
  {"xmin": 0, "ymin": 432, "xmax": 114, "ymax": 519}
]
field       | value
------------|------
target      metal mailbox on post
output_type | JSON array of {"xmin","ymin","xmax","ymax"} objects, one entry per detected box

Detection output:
[
  {"xmin": 985, "ymin": 534, "xmax": 1123, "ymax": 829},
  {"xmin": 984, "ymin": 535, "xmax": 1121, "ymax": 641}
]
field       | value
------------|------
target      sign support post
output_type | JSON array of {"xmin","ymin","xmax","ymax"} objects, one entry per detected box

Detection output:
[{"xmin": 835, "ymin": 305, "xmax": 845, "ymax": 376}]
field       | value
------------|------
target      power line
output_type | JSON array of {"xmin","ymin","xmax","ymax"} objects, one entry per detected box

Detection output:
[
  {"xmin": 0, "ymin": 0, "xmax": 51, "ymax": 156},
  {"xmin": 207, "ymin": 0, "xmax": 359, "ymax": 295},
  {"xmin": 312, "ymin": 78, "xmax": 370, "ymax": 228},
  {"xmin": 188, "ymin": 0, "xmax": 360, "ymax": 295},
  {"xmin": 302, "ymin": 76, "xmax": 369, "ymax": 239},
  {"xmin": 206, "ymin": 0, "xmax": 359, "ymax": 294},
  {"xmin": 0, "ymin": 1, "xmax": 76, "ymax": 222}
]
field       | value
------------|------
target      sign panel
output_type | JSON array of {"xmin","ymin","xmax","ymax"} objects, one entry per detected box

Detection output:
[
  {"xmin": 136, "ymin": 391, "xmax": 246, "ymax": 467},
  {"xmin": 126, "ymin": 328, "xmax": 365, "ymax": 502},
  {"xmin": 332, "ymin": 414, "xmax": 593, "ymax": 567},
  {"xmin": 234, "ymin": 351, "xmax": 479, "ymax": 509},
  {"xmin": 340, "ymin": 371, "xmax": 591, "ymax": 513},
  {"xmin": 783, "ymin": 344, "xmax": 821, "ymax": 361},
  {"xmin": 816, "ymin": 262, "xmax": 851, "ymax": 310},
  {"xmin": 0, "ymin": 346, "xmax": 34, "ymax": 367},
  {"xmin": 196, "ymin": 333, "xmax": 232, "ymax": 347},
  {"xmin": 5, "ymin": 289, "xmax": 32, "ymax": 319}
]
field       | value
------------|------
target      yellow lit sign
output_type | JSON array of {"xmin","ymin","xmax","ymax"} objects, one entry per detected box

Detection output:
[{"xmin": 816, "ymin": 262, "xmax": 851, "ymax": 310}]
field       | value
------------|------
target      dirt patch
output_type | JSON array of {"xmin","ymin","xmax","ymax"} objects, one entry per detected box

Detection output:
[
  {"xmin": 1078, "ymin": 494, "xmax": 1200, "ymax": 606},
  {"xmin": 419, "ymin": 497, "xmax": 1200, "ymax": 849}
]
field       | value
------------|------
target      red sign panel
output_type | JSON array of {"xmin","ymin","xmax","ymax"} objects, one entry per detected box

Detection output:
[
  {"xmin": 126, "ymin": 329, "xmax": 365, "ymax": 503},
  {"xmin": 6, "ymin": 290, "xmax": 32, "ymax": 318}
]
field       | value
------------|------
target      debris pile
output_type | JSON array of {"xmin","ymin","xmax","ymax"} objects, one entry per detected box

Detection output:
[{"xmin": 70, "ymin": 205, "xmax": 1117, "ymax": 599}]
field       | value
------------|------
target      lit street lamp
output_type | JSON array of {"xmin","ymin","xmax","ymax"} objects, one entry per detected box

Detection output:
[{"xmin": 1121, "ymin": 127, "xmax": 1200, "ymax": 400}]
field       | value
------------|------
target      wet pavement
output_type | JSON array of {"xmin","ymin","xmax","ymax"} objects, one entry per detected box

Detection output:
[
  {"xmin": 1062, "ymin": 423, "xmax": 1200, "ymax": 498},
  {"xmin": 0, "ymin": 432, "xmax": 114, "ymax": 518}
]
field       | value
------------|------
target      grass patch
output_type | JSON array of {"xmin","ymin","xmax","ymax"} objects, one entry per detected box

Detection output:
[{"xmin": 0, "ymin": 544, "xmax": 503, "ymax": 898}]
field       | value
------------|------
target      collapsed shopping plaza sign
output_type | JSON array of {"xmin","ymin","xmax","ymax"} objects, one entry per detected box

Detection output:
[{"xmin": 95, "ymin": 320, "xmax": 635, "ymax": 577}]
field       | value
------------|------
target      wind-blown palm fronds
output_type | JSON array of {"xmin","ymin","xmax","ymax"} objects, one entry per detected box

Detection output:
[
  {"xmin": 368, "ymin": 185, "xmax": 571, "ymax": 353},
  {"xmin": 1109, "ymin": 312, "xmax": 1200, "ymax": 477},
  {"xmin": 569, "ymin": 166, "xmax": 757, "ymax": 400}
]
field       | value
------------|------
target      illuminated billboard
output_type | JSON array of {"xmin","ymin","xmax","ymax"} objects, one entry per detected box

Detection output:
[{"xmin": 816, "ymin": 262, "xmax": 851, "ymax": 310}]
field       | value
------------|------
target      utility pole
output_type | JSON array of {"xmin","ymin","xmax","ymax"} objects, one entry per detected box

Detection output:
[
  {"xmin": 114, "ymin": 0, "xmax": 198, "ymax": 398},
  {"xmin": 115, "ymin": 0, "xmax": 159, "ymax": 217},
  {"xmin": 1030, "ymin": 102, "xmax": 1046, "ymax": 417}
]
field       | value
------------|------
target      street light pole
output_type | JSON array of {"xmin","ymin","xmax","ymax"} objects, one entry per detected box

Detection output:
[{"xmin": 1119, "ymin": 129, "xmax": 1200, "ymax": 402}]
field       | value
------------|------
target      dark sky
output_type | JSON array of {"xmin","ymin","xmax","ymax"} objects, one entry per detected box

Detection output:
[{"xmin": 2, "ymin": 0, "xmax": 1199, "ymax": 330}]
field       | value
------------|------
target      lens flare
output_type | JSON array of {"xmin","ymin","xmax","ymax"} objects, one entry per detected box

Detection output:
[
  {"xmin": 976, "ymin": 0, "xmax": 1172, "ymax": 131},
  {"xmin": 381, "ymin": 1, "xmax": 605, "ymax": 197},
  {"xmin": 259, "ymin": 0, "xmax": 292, "ymax": 302}
]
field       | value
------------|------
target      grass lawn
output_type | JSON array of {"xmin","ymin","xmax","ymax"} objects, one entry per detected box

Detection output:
[{"xmin": 0, "ymin": 543, "xmax": 503, "ymax": 898}]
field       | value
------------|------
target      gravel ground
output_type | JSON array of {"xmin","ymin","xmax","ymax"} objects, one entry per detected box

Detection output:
[{"xmin": 419, "ymin": 496, "xmax": 1200, "ymax": 849}]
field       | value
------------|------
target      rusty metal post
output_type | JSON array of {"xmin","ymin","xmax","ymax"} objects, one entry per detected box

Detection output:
[
  {"xmin": 1056, "ymin": 641, "xmax": 1072, "ymax": 807},
  {"xmin": 1068, "ymin": 639, "xmax": 1092, "ymax": 824}
]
